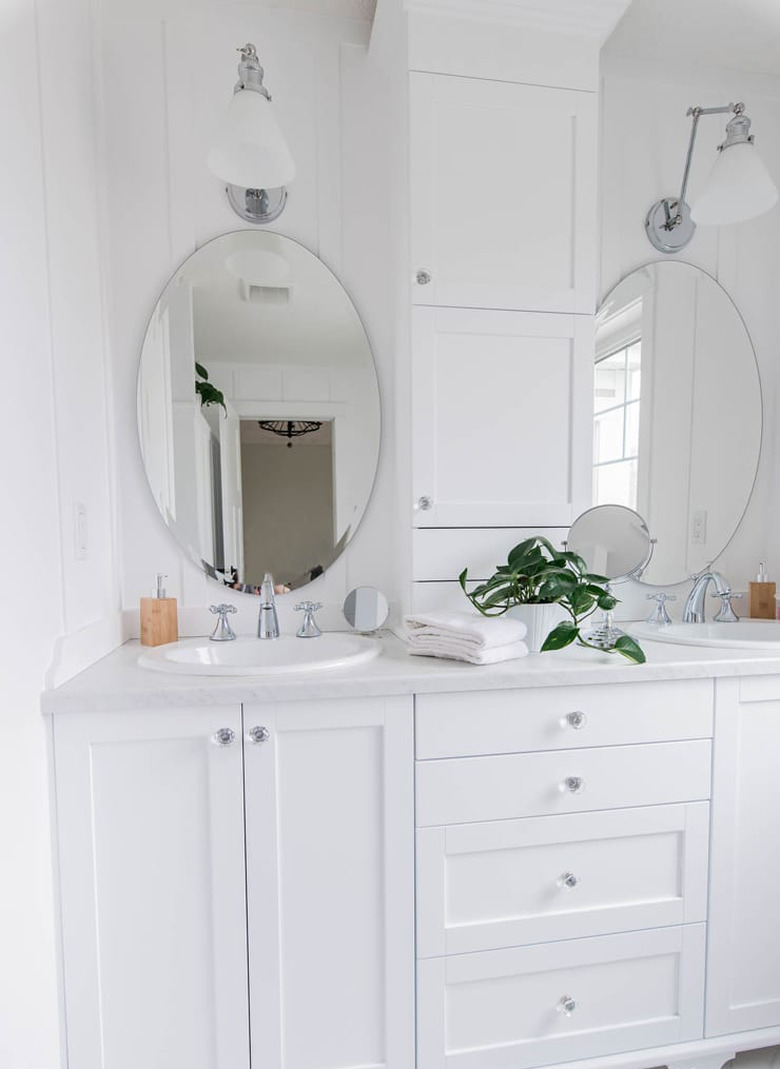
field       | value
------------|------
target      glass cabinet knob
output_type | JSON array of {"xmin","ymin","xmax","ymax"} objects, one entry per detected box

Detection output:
[
  {"xmin": 558, "ymin": 996, "xmax": 577, "ymax": 1017},
  {"xmin": 414, "ymin": 495, "xmax": 433, "ymax": 512},
  {"xmin": 248, "ymin": 726, "xmax": 270, "ymax": 745},
  {"xmin": 561, "ymin": 775, "xmax": 584, "ymax": 794},
  {"xmin": 558, "ymin": 872, "xmax": 579, "ymax": 890},
  {"xmin": 565, "ymin": 711, "xmax": 587, "ymax": 729},
  {"xmin": 212, "ymin": 727, "xmax": 236, "ymax": 747},
  {"xmin": 416, "ymin": 269, "xmax": 432, "ymax": 285}
]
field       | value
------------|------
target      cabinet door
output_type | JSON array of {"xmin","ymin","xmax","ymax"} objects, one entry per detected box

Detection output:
[
  {"xmin": 243, "ymin": 696, "xmax": 414, "ymax": 1069},
  {"xmin": 54, "ymin": 707, "xmax": 249, "ymax": 1069},
  {"xmin": 412, "ymin": 306, "xmax": 592, "ymax": 527},
  {"xmin": 707, "ymin": 677, "xmax": 780, "ymax": 1035},
  {"xmin": 410, "ymin": 73, "xmax": 597, "ymax": 314}
]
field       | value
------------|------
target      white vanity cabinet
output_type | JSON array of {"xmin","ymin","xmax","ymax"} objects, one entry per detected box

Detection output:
[
  {"xmin": 411, "ymin": 307, "xmax": 592, "ymax": 529},
  {"xmin": 405, "ymin": 62, "xmax": 597, "ymax": 597},
  {"xmin": 51, "ymin": 696, "xmax": 414, "ymax": 1069},
  {"xmin": 53, "ymin": 706, "xmax": 251, "ymax": 1069},
  {"xmin": 707, "ymin": 676, "xmax": 780, "ymax": 1038},
  {"xmin": 242, "ymin": 697, "xmax": 414, "ymax": 1069},
  {"xmin": 409, "ymin": 74, "xmax": 597, "ymax": 316},
  {"xmin": 414, "ymin": 680, "xmax": 714, "ymax": 1069}
]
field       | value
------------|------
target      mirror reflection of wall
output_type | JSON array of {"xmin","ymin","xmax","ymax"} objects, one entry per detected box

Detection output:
[
  {"xmin": 594, "ymin": 262, "xmax": 761, "ymax": 586},
  {"xmin": 137, "ymin": 231, "xmax": 380, "ymax": 593}
]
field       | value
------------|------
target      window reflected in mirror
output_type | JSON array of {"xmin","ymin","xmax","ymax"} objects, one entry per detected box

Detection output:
[{"xmin": 594, "ymin": 341, "xmax": 641, "ymax": 510}]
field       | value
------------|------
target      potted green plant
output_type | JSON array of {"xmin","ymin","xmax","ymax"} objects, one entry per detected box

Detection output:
[{"xmin": 459, "ymin": 536, "xmax": 645, "ymax": 663}]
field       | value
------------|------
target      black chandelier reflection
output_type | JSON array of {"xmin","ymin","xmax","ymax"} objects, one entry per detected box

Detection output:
[{"xmin": 257, "ymin": 419, "xmax": 323, "ymax": 448}]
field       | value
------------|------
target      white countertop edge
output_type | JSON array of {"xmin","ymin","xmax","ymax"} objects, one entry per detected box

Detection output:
[{"xmin": 40, "ymin": 629, "xmax": 780, "ymax": 714}]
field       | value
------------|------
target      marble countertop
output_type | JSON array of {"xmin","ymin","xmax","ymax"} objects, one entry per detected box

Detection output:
[{"xmin": 41, "ymin": 628, "xmax": 780, "ymax": 713}]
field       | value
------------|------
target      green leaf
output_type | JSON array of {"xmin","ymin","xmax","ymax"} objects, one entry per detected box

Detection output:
[
  {"xmin": 541, "ymin": 622, "xmax": 579, "ymax": 652},
  {"xmin": 612, "ymin": 635, "xmax": 647, "ymax": 664},
  {"xmin": 195, "ymin": 361, "xmax": 209, "ymax": 381},
  {"xmin": 596, "ymin": 592, "xmax": 619, "ymax": 611},
  {"xmin": 569, "ymin": 586, "xmax": 597, "ymax": 617},
  {"xmin": 195, "ymin": 380, "xmax": 226, "ymax": 413}
]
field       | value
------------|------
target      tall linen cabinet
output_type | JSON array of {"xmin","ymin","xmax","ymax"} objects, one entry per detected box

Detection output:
[{"xmin": 345, "ymin": 0, "xmax": 605, "ymax": 615}]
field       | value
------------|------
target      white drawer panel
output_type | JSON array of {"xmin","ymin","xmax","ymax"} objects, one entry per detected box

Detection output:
[
  {"xmin": 415, "ymin": 679, "xmax": 713, "ymax": 759},
  {"xmin": 416, "ymin": 803, "xmax": 709, "ymax": 957},
  {"xmin": 417, "ymin": 924, "xmax": 706, "ymax": 1069},
  {"xmin": 415, "ymin": 740, "xmax": 712, "ymax": 827}
]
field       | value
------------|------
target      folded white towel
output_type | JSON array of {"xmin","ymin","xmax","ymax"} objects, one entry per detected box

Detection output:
[
  {"xmin": 408, "ymin": 636, "xmax": 529, "ymax": 665},
  {"xmin": 405, "ymin": 609, "xmax": 527, "ymax": 649}
]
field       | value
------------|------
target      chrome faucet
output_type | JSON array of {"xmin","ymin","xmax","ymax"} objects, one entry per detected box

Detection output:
[
  {"xmin": 257, "ymin": 573, "xmax": 280, "ymax": 639},
  {"xmin": 682, "ymin": 570, "xmax": 740, "ymax": 623}
]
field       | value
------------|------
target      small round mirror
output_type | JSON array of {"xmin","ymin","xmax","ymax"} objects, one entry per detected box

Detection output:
[
  {"xmin": 567, "ymin": 504, "xmax": 652, "ymax": 582},
  {"xmin": 343, "ymin": 587, "xmax": 389, "ymax": 633}
]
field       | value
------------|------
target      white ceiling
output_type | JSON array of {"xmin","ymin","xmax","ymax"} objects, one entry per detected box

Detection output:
[
  {"xmin": 605, "ymin": 0, "xmax": 780, "ymax": 77},
  {"xmin": 255, "ymin": 0, "xmax": 376, "ymax": 19}
]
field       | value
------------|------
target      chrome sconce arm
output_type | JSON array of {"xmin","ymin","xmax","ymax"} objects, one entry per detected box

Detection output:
[{"xmin": 646, "ymin": 101, "xmax": 777, "ymax": 254}]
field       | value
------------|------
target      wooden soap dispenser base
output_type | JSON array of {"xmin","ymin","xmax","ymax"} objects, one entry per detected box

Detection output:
[
  {"xmin": 748, "ymin": 562, "xmax": 776, "ymax": 620},
  {"xmin": 140, "ymin": 573, "xmax": 179, "ymax": 646}
]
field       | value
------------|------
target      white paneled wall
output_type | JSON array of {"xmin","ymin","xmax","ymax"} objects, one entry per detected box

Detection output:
[
  {"xmin": 598, "ymin": 52, "xmax": 780, "ymax": 619},
  {"xmin": 0, "ymin": 0, "xmax": 118, "ymax": 1063},
  {"xmin": 99, "ymin": 0, "xmax": 393, "ymax": 633}
]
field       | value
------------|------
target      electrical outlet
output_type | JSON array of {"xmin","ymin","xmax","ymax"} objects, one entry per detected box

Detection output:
[
  {"xmin": 691, "ymin": 509, "xmax": 707, "ymax": 545},
  {"xmin": 74, "ymin": 501, "xmax": 88, "ymax": 560}
]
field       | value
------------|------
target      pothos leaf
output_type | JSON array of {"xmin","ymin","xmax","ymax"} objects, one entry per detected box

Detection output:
[
  {"xmin": 195, "ymin": 361, "xmax": 209, "ymax": 381},
  {"xmin": 540, "ymin": 622, "xmax": 579, "ymax": 652}
]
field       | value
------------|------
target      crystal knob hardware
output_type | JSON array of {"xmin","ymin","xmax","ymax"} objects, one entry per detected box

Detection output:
[
  {"xmin": 248, "ymin": 726, "xmax": 270, "ymax": 745},
  {"xmin": 212, "ymin": 727, "xmax": 236, "ymax": 747},
  {"xmin": 558, "ymin": 996, "xmax": 577, "ymax": 1017},
  {"xmin": 561, "ymin": 775, "xmax": 584, "ymax": 794},
  {"xmin": 558, "ymin": 872, "xmax": 579, "ymax": 890},
  {"xmin": 415, "ymin": 496, "xmax": 433, "ymax": 512},
  {"xmin": 565, "ymin": 711, "xmax": 587, "ymax": 730},
  {"xmin": 416, "ymin": 269, "xmax": 432, "ymax": 285}
]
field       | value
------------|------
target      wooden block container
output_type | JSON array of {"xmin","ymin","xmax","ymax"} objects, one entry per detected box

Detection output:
[
  {"xmin": 140, "ymin": 574, "xmax": 179, "ymax": 646},
  {"xmin": 749, "ymin": 581, "xmax": 776, "ymax": 620}
]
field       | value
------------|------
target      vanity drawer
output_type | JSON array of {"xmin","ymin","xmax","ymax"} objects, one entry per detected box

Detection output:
[
  {"xmin": 416, "ymin": 802, "xmax": 709, "ymax": 957},
  {"xmin": 417, "ymin": 924, "xmax": 706, "ymax": 1069},
  {"xmin": 415, "ymin": 739, "xmax": 712, "ymax": 826},
  {"xmin": 415, "ymin": 679, "xmax": 713, "ymax": 759}
]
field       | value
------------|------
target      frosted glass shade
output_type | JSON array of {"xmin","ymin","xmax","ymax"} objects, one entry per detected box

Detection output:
[
  {"xmin": 207, "ymin": 90, "xmax": 296, "ymax": 190},
  {"xmin": 690, "ymin": 141, "xmax": 778, "ymax": 225}
]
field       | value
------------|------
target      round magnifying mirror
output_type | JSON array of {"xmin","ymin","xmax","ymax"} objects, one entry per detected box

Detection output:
[
  {"xmin": 343, "ymin": 587, "xmax": 389, "ymax": 633},
  {"xmin": 137, "ymin": 231, "xmax": 380, "ymax": 595},
  {"xmin": 567, "ymin": 504, "xmax": 652, "ymax": 583}
]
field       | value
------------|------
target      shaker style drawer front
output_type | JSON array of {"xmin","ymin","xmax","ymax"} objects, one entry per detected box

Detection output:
[
  {"xmin": 415, "ymin": 740, "xmax": 712, "ymax": 827},
  {"xmin": 416, "ymin": 803, "xmax": 710, "ymax": 957},
  {"xmin": 415, "ymin": 679, "xmax": 713, "ymax": 759},
  {"xmin": 417, "ymin": 924, "xmax": 706, "ymax": 1069}
]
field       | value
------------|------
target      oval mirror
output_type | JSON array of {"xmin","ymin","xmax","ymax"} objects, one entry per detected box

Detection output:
[
  {"xmin": 594, "ymin": 261, "xmax": 761, "ymax": 586},
  {"xmin": 137, "ymin": 231, "xmax": 380, "ymax": 593},
  {"xmin": 568, "ymin": 504, "xmax": 652, "ymax": 582},
  {"xmin": 343, "ymin": 587, "xmax": 389, "ymax": 632}
]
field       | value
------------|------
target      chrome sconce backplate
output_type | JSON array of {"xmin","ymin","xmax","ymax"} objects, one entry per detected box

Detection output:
[
  {"xmin": 225, "ymin": 184, "xmax": 288, "ymax": 225},
  {"xmin": 645, "ymin": 197, "xmax": 696, "ymax": 254}
]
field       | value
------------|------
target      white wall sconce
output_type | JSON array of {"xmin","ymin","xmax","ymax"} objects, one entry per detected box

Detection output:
[
  {"xmin": 645, "ymin": 102, "xmax": 778, "ymax": 254},
  {"xmin": 207, "ymin": 43, "xmax": 296, "ymax": 225}
]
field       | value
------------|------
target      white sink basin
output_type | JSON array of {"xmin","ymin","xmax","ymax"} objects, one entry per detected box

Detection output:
[
  {"xmin": 633, "ymin": 620, "xmax": 780, "ymax": 650},
  {"xmin": 138, "ymin": 634, "xmax": 380, "ymax": 676}
]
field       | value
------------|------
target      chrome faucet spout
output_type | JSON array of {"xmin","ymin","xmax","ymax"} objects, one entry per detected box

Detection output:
[
  {"xmin": 258, "ymin": 573, "xmax": 281, "ymax": 639},
  {"xmin": 682, "ymin": 570, "xmax": 730, "ymax": 623}
]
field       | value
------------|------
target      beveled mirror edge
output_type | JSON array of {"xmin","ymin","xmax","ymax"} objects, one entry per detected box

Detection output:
[
  {"xmin": 597, "ymin": 259, "xmax": 763, "ymax": 587},
  {"xmin": 136, "ymin": 228, "xmax": 383, "ymax": 598}
]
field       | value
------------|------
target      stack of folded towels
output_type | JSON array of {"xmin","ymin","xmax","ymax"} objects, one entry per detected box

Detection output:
[{"xmin": 405, "ymin": 609, "xmax": 529, "ymax": 665}]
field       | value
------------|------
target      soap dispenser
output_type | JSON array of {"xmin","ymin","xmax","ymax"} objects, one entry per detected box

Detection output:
[
  {"xmin": 140, "ymin": 573, "xmax": 179, "ymax": 646},
  {"xmin": 748, "ymin": 562, "xmax": 776, "ymax": 620}
]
